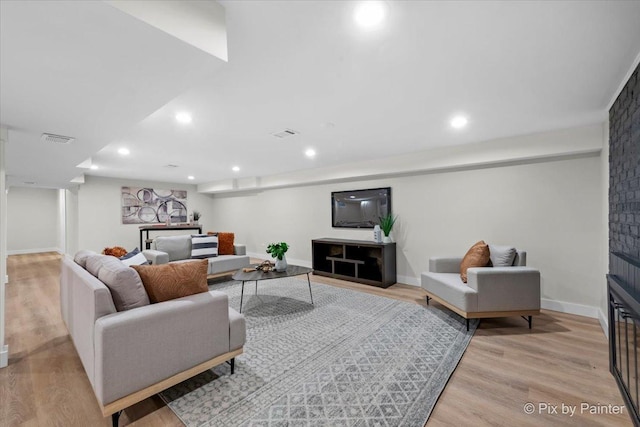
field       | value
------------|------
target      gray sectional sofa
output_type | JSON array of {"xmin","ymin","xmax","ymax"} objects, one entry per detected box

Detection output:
[
  {"xmin": 143, "ymin": 234, "xmax": 251, "ymax": 275},
  {"xmin": 60, "ymin": 251, "xmax": 246, "ymax": 425}
]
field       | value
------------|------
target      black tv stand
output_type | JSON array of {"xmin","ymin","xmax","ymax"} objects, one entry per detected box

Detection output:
[{"xmin": 312, "ymin": 238, "xmax": 396, "ymax": 288}]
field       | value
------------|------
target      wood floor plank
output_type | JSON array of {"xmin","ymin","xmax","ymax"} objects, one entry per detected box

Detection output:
[{"xmin": 0, "ymin": 252, "xmax": 631, "ymax": 426}]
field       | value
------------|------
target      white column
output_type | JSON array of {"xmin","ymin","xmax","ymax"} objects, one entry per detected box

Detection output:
[{"xmin": 0, "ymin": 127, "xmax": 8, "ymax": 368}]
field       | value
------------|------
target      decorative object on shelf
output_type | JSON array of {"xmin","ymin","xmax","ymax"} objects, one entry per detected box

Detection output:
[
  {"xmin": 373, "ymin": 225, "xmax": 382, "ymax": 243},
  {"xmin": 378, "ymin": 214, "xmax": 397, "ymax": 243},
  {"xmin": 254, "ymin": 260, "xmax": 275, "ymax": 272},
  {"xmin": 121, "ymin": 186, "xmax": 187, "ymax": 224},
  {"xmin": 192, "ymin": 210, "xmax": 201, "ymax": 225},
  {"xmin": 266, "ymin": 242, "xmax": 289, "ymax": 272}
]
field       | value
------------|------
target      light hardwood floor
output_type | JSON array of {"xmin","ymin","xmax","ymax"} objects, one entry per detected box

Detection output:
[{"xmin": 0, "ymin": 252, "xmax": 630, "ymax": 426}]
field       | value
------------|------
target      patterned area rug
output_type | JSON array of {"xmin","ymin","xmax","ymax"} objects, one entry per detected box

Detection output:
[{"xmin": 161, "ymin": 277, "xmax": 477, "ymax": 427}]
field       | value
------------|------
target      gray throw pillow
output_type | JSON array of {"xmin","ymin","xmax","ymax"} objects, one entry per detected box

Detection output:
[
  {"xmin": 489, "ymin": 245, "xmax": 517, "ymax": 267},
  {"xmin": 97, "ymin": 256, "xmax": 150, "ymax": 311}
]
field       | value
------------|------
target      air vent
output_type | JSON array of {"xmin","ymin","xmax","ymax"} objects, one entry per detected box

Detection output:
[
  {"xmin": 41, "ymin": 133, "xmax": 75, "ymax": 144},
  {"xmin": 165, "ymin": 164, "xmax": 179, "ymax": 168},
  {"xmin": 272, "ymin": 129, "xmax": 300, "ymax": 139}
]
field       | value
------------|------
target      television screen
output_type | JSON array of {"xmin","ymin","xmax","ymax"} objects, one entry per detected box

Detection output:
[{"xmin": 331, "ymin": 187, "xmax": 391, "ymax": 228}]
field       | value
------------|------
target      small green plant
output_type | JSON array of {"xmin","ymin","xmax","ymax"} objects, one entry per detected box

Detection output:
[
  {"xmin": 266, "ymin": 242, "xmax": 289, "ymax": 260},
  {"xmin": 378, "ymin": 214, "xmax": 397, "ymax": 237},
  {"xmin": 192, "ymin": 211, "xmax": 201, "ymax": 221}
]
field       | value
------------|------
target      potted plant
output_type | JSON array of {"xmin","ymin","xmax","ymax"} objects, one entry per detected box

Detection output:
[
  {"xmin": 192, "ymin": 210, "xmax": 201, "ymax": 225},
  {"xmin": 379, "ymin": 214, "xmax": 397, "ymax": 243},
  {"xmin": 266, "ymin": 242, "xmax": 289, "ymax": 271}
]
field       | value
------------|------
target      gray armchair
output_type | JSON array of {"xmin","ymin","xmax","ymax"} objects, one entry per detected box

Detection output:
[{"xmin": 420, "ymin": 250, "xmax": 540, "ymax": 330}]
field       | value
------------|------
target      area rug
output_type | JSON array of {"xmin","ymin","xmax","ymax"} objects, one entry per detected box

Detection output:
[{"xmin": 160, "ymin": 277, "xmax": 477, "ymax": 427}]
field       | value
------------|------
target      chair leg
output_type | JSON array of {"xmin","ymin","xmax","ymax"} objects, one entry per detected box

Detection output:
[
  {"xmin": 426, "ymin": 296, "xmax": 431, "ymax": 305},
  {"xmin": 112, "ymin": 411, "xmax": 122, "ymax": 427},
  {"xmin": 466, "ymin": 318, "xmax": 469, "ymax": 331},
  {"xmin": 521, "ymin": 315, "xmax": 533, "ymax": 329}
]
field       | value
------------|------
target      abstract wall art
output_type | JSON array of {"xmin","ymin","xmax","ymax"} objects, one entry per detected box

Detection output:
[{"xmin": 121, "ymin": 187, "xmax": 188, "ymax": 224}]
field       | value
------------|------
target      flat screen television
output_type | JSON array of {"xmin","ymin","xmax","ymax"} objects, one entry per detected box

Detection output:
[{"xmin": 331, "ymin": 187, "xmax": 391, "ymax": 228}]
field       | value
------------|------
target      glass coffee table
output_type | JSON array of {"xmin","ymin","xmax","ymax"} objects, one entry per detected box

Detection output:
[{"xmin": 231, "ymin": 265, "xmax": 314, "ymax": 313}]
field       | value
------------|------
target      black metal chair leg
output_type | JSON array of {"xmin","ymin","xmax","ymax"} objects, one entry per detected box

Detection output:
[{"xmin": 112, "ymin": 411, "xmax": 122, "ymax": 427}]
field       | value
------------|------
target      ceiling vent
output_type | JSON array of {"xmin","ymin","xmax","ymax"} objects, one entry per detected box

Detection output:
[
  {"xmin": 165, "ymin": 164, "xmax": 179, "ymax": 168},
  {"xmin": 272, "ymin": 129, "xmax": 300, "ymax": 139},
  {"xmin": 41, "ymin": 133, "xmax": 75, "ymax": 144}
]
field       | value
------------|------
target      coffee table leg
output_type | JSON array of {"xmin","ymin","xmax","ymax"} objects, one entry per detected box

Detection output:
[
  {"xmin": 307, "ymin": 273, "xmax": 314, "ymax": 305},
  {"xmin": 240, "ymin": 281, "xmax": 245, "ymax": 313},
  {"xmin": 255, "ymin": 280, "xmax": 258, "ymax": 295}
]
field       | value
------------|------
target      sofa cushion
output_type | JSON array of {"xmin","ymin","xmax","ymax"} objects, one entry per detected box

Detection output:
[
  {"xmin": 132, "ymin": 259, "xmax": 208, "ymax": 303},
  {"xmin": 86, "ymin": 254, "xmax": 109, "ymax": 277},
  {"xmin": 460, "ymin": 241, "xmax": 490, "ymax": 283},
  {"xmin": 209, "ymin": 231, "xmax": 234, "ymax": 255},
  {"xmin": 97, "ymin": 256, "xmax": 150, "ymax": 311},
  {"xmin": 119, "ymin": 248, "xmax": 149, "ymax": 266},
  {"xmin": 191, "ymin": 234, "xmax": 218, "ymax": 259},
  {"xmin": 489, "ymin": 245, "xmax": 517, "ymax": 267},
  {"xmin": 208, "ymin": 255, "xmax": 251, "ymax": 275},
  {"xmin": 74, "ymin": 250, "xmax": 97, "ymax": 268},
  {"xmin": 421, "ymin": 272, "xmax": 478, "ymax": 313},
  {"xmin": 154, "ymin": 235, "xmax": 192, "ymax": 262}
]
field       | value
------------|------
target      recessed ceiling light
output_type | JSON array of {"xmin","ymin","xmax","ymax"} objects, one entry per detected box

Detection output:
[
  {"xmin": 305, "ymin": 148, "xmax": 316, "ymax": 158},
  {"xmin": 232, "ymin": 166, "xmax": 240, "ymax": 172},
  {"xmin": 349, "ymin": 196, "xmax": 356, "ymax": 199},
  {"xmin": 118, "ymin": 147, "xmax": 130, "ymax": 155},
  {"xmin": 187, "ymin": 175, "xmax": 195, "ymax": 180},
  {"xmin": 175, "ymin": 112, "xmax": 192, "ymax": 124},
  {"xmin": 450, "ymin": 115, "xmax": 468, "ymax": 129},
  {"xmin": 354, "ymin": 1, "xmax": 386, "ymax": 29},
  {"xmin": 90, "ymin": 165, "xmax": 99, "ymax": 170}
]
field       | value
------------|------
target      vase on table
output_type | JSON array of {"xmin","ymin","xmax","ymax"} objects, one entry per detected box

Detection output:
[
  {"xmin": 383, "ymin": 234, "xmax": 392, "ymax": 243},
  {"xmin": 275, "ymin": 256, "xmax": 288, "ymax": 272}
]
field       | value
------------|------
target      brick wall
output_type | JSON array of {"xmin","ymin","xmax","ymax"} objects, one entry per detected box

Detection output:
[{"xmin": 609, "ymin": 63, "xmax": 640, "ymax": 262}]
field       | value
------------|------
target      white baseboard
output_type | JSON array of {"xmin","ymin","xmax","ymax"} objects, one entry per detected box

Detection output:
[
  {"xmin": 397, "ymin": 275, "xmax": 420, "ymax": 287},
  {"xmin": 0, "ymin": 345, "xmax": 7, "ymax": 369},
  {"xmin": 598, "ymin": 308, "xmax": 609, "ymax": 338},
  {"xmin": 8, "ymin": 247, "xmax": 62, "ymax": 255},
  {"xmin": 540, "ymin": 298, "xmax": 600, "ymax": 319}
]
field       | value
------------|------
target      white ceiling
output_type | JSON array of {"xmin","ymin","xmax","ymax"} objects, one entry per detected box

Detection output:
[{"xmin": 2, "ymin": 1, "xmax": 640, "ymax": 189}]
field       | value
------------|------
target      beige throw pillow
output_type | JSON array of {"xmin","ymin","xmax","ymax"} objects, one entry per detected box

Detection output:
[{"xmin": 460, "ymin": 240, "xmax": 490, "ymax": 283}]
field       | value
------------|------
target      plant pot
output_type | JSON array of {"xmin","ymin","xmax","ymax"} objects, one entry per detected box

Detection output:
[
  {"xmin": 275, "ymin": 256, "xmax": 288, "ymax": 272},
  {"xmin": 382, "ymin": 235, "xmax": 392, "ymax": 243}
]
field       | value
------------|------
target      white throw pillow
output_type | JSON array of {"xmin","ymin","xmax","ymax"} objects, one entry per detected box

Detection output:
[{"xmin": 121, "ymin": 252, "xmax": 148, "ymax": 266}]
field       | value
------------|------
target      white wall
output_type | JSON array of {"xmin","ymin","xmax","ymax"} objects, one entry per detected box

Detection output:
[
  {"xmin": 76, "ymin": 176, "xmax": 217, "ymax": 253},
  {"xmin": 65, "ymin": 187, "xmax": 79, "ymax": 256},
  {"xmin": 600, "ymin": 122, "xmax": 610, "ymax": 333},
  {"xmin": 210, "ymin": 132, "xmax": 606, "ymax": 313},
  {"xmin": 7, "ymin": 187, "xmax": 60, "ymax": 254}
]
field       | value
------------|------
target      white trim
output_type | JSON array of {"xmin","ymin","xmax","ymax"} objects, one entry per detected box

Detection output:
[
  {"xmin": 607, "ymin": 50, "xmax": 640, "ymax": 111},
  {"xmin": 541, "ymin": 298, "xmax": 600, "ymax": 318},
  {"xmin": 598, "ymin": 308, "xmax": 608, "ymax": 338},
  {"xmin": 397, "ymin": 275, "xmax": 420, "ymax": 287},
  {"xmin": 8, "ymin": 247, "xmax": 62, "ymax": 255},
  {"xmin": 0, "ymin": 344, "xmax": 7, "ymax": 368}
]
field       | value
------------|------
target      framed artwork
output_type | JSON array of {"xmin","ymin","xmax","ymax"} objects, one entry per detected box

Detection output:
[{"xmin": 121, "ymin": 187, "xmax": 187, "ymax": 224}]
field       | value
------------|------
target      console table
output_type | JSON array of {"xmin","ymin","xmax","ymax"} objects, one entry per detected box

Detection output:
[
  {"xmin": 312, "ymin": 238, "xmax": 396, "ymax": 288},
  {"xmin": 139, "ymin": 224, "xmax": 202, "ymax": 250}
]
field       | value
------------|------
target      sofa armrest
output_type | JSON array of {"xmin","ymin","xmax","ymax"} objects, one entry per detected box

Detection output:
[
  {"xmin": 466, "ymin": 267, "xmax": 540, "ymax": 312},
  {"xmin": 142, "ymin": 249, "xmax": 169, "ymax": 265},
  {"xmin": 429, "ymin": 257, "xmax": 462, "ymax": 273},
  {"xmin": 93, "ymin": 290, "xmax": 235, "ymax": 406},
  {"xmin": 234, "ymin": 244, "xmax": 247, "ymax": 256}
]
